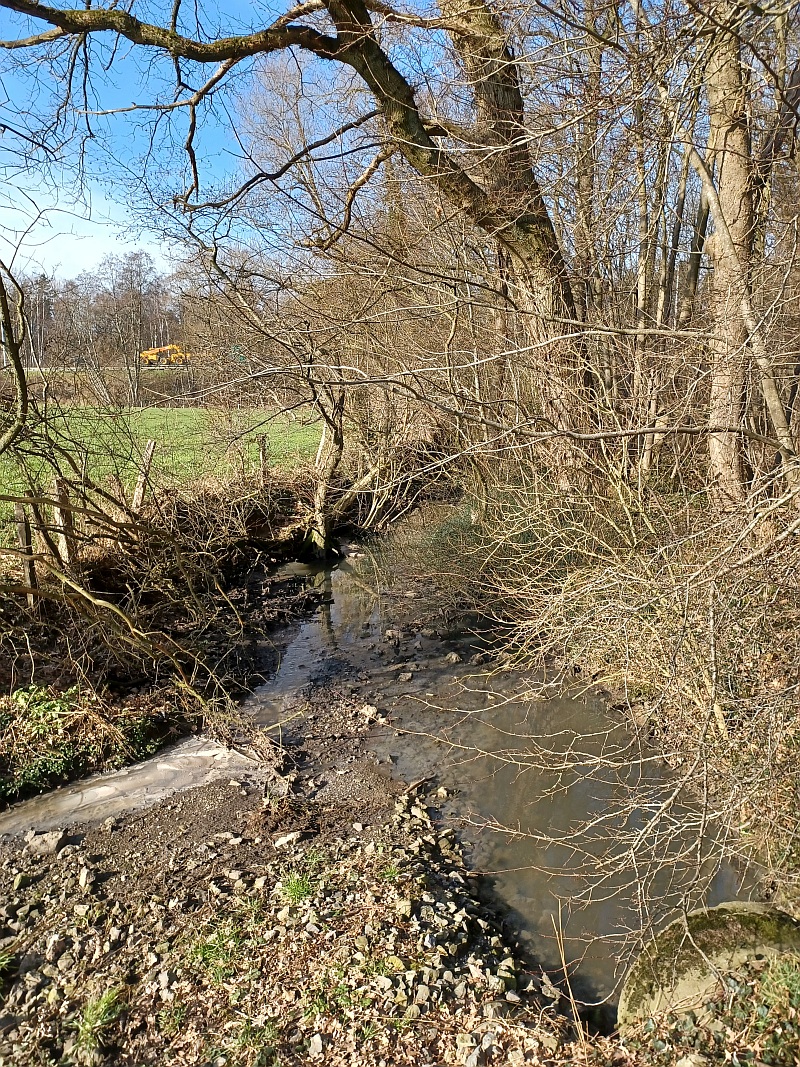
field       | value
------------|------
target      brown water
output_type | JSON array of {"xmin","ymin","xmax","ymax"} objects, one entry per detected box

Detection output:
[
  {"xmin": 246, "ymin": 535, "xmax": 747, "ymax": 1004},
  {"xmin": 0, "ymin": 512, "xmax": 749, "ymax": 1005}
]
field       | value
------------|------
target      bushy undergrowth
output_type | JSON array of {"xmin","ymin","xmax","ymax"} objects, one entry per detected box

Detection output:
[
  {"xmin": 471, "ymin": 480, "xmax": 800, "ymax": 887},
  {"xmin": 0, "ymin": 684, "xmax": 185, "ymax": 804}
]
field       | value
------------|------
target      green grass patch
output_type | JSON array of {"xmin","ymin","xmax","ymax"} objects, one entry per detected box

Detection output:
[
  {"xmin": 0, "ymin": 685, "xmax": 184, "ymax": 805},
  {"xmin": 189, "ymin": 918, "xmax": 246, "ymax": 985},
  {"xmin": 0, "ymin": 405, "xmax": 321, "ymax": 547},
  {"xmin": 74, "ymin": 986, "xmax": 125, "ymax": 1053},
  {"xmin": 279, "ymin": 870, "xmax": 316, "ymax": 906}
]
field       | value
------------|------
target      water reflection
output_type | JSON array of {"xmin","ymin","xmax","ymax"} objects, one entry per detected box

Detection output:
[{"xmin": 246, "ymin": 521, "xmax": 749, "ymax": 1002}]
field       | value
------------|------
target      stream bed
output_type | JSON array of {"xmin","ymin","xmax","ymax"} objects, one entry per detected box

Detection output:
[
  {"xmin": 0, "ymin": 512, "xmax": 749, "ymax": 1006},
  {"xmin": 246, "ymin": 538, "xmax": 747, "ymax": 1004}
]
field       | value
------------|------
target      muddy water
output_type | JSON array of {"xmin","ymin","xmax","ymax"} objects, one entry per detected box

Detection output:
[
  {"xmin": 246, "ymin": 543, "xmax": 746, "ymax": 1003},
  {"xmin": 0, "ymin": 515, "xmax": 748, "ymax": 1003}
]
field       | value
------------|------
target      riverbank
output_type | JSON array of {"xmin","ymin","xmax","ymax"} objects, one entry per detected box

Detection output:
[{"xmin": 0, "ymin": 773, "xmax": 580, "ymax": 1066}]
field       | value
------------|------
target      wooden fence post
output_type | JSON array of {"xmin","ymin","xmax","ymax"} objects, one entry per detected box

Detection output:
[
  {"xmin": 132, "ymin": 439, "xmax": 156, "ymax": 513},
  {"xmin": 14, "ymin": 499, "xmax": 38, "ymax": 610},
  {"xmin": 52, "ymin": 476, "xmax": 76, "ymax": 568},
  {"xmin": 258, "ymin": 434, "xmax": 270, "ymax": 487}
]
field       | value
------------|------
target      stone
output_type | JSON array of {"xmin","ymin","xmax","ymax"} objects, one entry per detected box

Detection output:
[
  {"xmin": 273, "ymin": 831, "xmax": 303, "ymax": 850},
  {"xmin": 309, "ymin": 1033, "xmax": 323, "ymax": 1057},
  {"xmin": 17, "ymin": 952, "xmax": 43, "ymax": 974},
  {"xmin": 618, "ymin": 902, "xmax": 800, "ymax": 1032},
  {"xmin": 24, "ymin": 830, "xmax": 66, "ymax": 857}
]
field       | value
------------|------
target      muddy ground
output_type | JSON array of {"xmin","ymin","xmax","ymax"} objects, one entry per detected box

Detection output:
[{"xmin": 0, "ymin": 688, "xmax": 585, "ymax": 1067}]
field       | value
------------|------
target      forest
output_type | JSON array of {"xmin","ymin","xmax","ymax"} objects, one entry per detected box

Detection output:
[{"xmin": 1, "ymin": 0, "xmax": 800, "ymax": 1063}]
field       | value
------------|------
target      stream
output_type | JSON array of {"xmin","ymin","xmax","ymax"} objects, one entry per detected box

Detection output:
[{"xmin": 0, "ymin": 510, "xmax": 748, "ymax": 1006}]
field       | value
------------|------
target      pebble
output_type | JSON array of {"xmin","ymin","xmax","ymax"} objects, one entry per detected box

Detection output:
[
  {"xmin": 273, "ymin": 831, "xmax": 303, "ymax": 849},
  {"xmin": 309, "ymin": 1033, "xmax": 324, "ymax": 1057}
]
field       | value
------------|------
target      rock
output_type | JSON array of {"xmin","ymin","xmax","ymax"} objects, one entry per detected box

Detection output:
[
  {"xmin": 397, "ymin": 672, "xmax": 413, "ymax": 683},
  {"xmin": 309, "ymin": 1033, "xmax": 324, "ymax": 1057},
  {"xmin": 618, "ymin": 902, "xmax": 800, "ymax": 1031},
  {"xmin": 444, "ymin": 652, "xmax": 462, "ymax": 664},
  {"xmin": 24, "ymin": 829, "xmax": 66, "ymax": 856},
  {"xmin": 18, "ymin": 952, "xmax": 44, "ymax": 974},
  {"xmin": 78, "ymin": 867, "xmax": 95, "ymax": 889},
  {"xmin": 273, "ymin": 831, "xmax": 303, "ymax": 850},
  {"xmin": 415, "ymin": 984, "xmax": 430, "ymax": 1004},
  {"xmin": 45, "ymin": 935, "xmax": 67, "ymax": 963},
  {"xmin": 675, "ymin": 1057, "xmax": 710, "ymax": 1067}
]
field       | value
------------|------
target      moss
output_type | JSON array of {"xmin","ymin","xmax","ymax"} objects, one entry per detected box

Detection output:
[{"xmin": 618, "ymin": 904, "xmax": 800, "ymax": 1031}]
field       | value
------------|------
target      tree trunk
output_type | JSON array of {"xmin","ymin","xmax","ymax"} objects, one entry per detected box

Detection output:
[{"xmin": 705, "ymin": 14, "xmax": 751, "ymax": 507}]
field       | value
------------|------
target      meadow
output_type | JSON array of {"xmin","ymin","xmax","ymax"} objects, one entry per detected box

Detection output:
[{"xmin": 0, "ymin": 405, "xmax": 321, "ymax": 544}]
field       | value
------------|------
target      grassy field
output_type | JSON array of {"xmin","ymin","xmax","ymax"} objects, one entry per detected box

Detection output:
[{"xmin": 0, "ymin": 406, "xmax": 321, "ymax": 545}]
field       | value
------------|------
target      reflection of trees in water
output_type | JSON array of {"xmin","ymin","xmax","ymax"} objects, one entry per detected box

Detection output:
[{"xmin": 375, "ymin": 609, "xmax": 748, "ymax": 1002}]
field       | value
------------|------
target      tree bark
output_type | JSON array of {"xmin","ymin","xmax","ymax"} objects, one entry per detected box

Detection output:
[{"xmin": 704, "ymin": 13, "xmax": 751, "ymax": 507}]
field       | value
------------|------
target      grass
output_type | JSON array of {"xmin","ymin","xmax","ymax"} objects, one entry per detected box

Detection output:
[
  {"xmin": 157, "ymin": 1002, "xmax": 188, "ymax": 1038},
  {"xmin": 74, "ymin": 987, "xmax": 125, "ymax": 1053},
  {"xmin": 279, "ymin": 870, "xmax": 316, "ymax": 905},
  {"xmin": 0, "ymin": 684, "xmax": 183, "ymax": 805},
  {"xmin": 189, "ymin": 919, "xmax": 245, "ymax": 985},
  {"xmin": 0, "ymin": 404, "xmax": 321, "ymax": 547}
]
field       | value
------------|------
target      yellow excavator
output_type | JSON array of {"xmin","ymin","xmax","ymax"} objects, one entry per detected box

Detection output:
[{"xmin": 139, "ymin": 344, "xmax": 193, "ymax": 366}]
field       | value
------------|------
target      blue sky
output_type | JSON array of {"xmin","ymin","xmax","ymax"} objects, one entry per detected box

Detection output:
[{"xmin": 0, "ymin": 1, "xmax": 286, "ymax": 277}]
